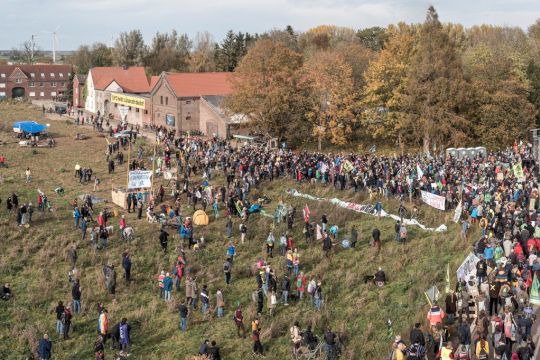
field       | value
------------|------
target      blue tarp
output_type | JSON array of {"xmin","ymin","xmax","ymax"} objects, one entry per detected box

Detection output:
[{"xmin": 13, "ymin": 121, "xmax": 49, "ymax": 135}]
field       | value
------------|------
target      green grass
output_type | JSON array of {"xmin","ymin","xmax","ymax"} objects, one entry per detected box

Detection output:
[{"xmin": 0, "ymin": 102, "xmax": 474, "ymax": 359}]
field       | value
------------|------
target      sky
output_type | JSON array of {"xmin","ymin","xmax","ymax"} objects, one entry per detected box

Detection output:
[{"xmin": 1, "ymin": 0, "xmax": 540, "ymax": 50}]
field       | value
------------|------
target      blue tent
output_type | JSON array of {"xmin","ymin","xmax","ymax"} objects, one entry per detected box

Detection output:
[{"xmin": 13, "ymin": 121, "xmax": 49, "ymax": 135}]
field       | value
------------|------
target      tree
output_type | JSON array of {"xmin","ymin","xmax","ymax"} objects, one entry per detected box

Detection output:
[
  {"xmin": 400, "ymin": 6, "xmax": 469, "ymax": 152},
  {"xmin": 144, "ymin": 30, "xmax": 191, "ymax": 75},
  {"xmin": 10, "ymin": 40, "xmax": 41, "ymax": 64},
  {"xmin": 224, "ymin": 39, "xmax": 312, "ymax": 143},
  {"xmin": 68, "ymin": 43, "xmax": 113, "ymax": 74},
  {"xmin": 261, "ymin": 26, "xmax": 298, "ymax": 51},
  {"xmin": 528, "ymin": 61, "xmax": 540, "ymax": 126},
  {"xmin": 304, "ymin": 51, "xmax": 358, "ymax": 147},
  {"xmin": 114, "ymin": 30, "xmax": 146, "ymax": 67},
  {"xmin": 356, "ymin": 27, "xmax": 389, "ymax": 51},
  {"xmin": 215, "ymin": 30, "xmax": 245, "ymax": 72},
  {"xmin": 361, "ymin": 23, "xmax": 417, "ymax": 144},
  {"xmin": 189, "ymin": 32, "xmax": 216, "ymax": 72}
]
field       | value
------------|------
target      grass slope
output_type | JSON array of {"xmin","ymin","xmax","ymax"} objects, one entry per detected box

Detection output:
[{"xmin": 0, "ymin": 102, "xmax": 473, "ymax": 359}]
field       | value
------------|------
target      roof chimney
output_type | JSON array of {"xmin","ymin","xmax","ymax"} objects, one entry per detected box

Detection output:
[{"xmin": 122, "ymin": 65, "xmax": 128, "ymax": 70}]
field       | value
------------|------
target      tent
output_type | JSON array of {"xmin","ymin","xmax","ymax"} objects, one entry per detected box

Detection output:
[
  {"xmin": 193, "ymin": 210, "xmax": 209, "ymax": 226},
  {"xmin": 13, "ymin": 121, "xmax": 49, "ymax": 135}
]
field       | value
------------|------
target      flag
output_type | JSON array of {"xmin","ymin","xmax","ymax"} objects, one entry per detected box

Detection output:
[
  {"xmin": 445, "ymin": 263, "xmax": 450, "ymax": 294},
  {"xmin": 531, "ymin": 273, "xmax": 540, "ymax": 306},
  {"xmin": 303, "ymin": 204, "xmax": 310, "ymax": 223},
  {"xmin": 416, "ymin": 164, "xmax": 424, "ymax": 180},
  {"xmin": 453, "ymin": 201, "xmax": 462, "ymax": 223},
  {"xmin": 513, "ymin": 161, "xmax": 525, "ymax": 181}
]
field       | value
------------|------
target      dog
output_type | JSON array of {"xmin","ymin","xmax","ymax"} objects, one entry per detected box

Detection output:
[{"xmin": 122, "ymin": 227, "xmax": 134, "ymax": 242}]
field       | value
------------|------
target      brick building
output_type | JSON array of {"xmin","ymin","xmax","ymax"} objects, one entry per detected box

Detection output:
[
  {"xmin": 0, "ymin": 64, "xmax": 72, "ymax": 101},
  {"xmin": 73, "ymin": 74, "xmax": 86, "ymax": 108},
  {"xmin": 84, "ymin": 66, "xmax": 152, "ymax": 125},
  {"xmin": 150, "ymin": 72, "xmax": 235, "ymax": 137}
]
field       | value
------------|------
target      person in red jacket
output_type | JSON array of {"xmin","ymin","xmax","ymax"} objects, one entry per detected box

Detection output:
[
  {"xmin": 427, "ymin": 302, "xmax": 446, "ymax": 331},
  {"xmin": 526, "ymin": 238, "xmax": 537, "ymax": 255},
  {"xmin": 514, "ymin": 242, "xmax": 524, "ymax": 259}
]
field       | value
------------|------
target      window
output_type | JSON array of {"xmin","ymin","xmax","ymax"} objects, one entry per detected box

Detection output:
[
  {"xmin": 30, "ymin": 73, "xmax": 35, "ymax": 78},
  {"xmin": 160, "ymin": 96, "xmax": 163, "ymax": 105},
  {"xmin": 50, "ymin": 73, "xmax": 55, "ymax": 77},
  {"xmin": 39, "ymin": 92, "xmax": 44, "ymax": 97},
  {"xmin": 0, "ymin": 83, "xmax": 5, "ymax": 88},
  {"xmin": 0, "ymin": 73, "xmax": 5, "ymax": 78},
  {"xmin": 165, "ymin": 97, "xmax": 168, "ymax": 105},
  {"xmin": 40, "ymin": 73, "xmax": 45, "ymax": 78},
  {"xmin": 144, "ymin": 110, "xmax": 148, "ymax": 114},
  {"xmin": 60, "ymin": 82, "xmax": 65, "ymax": 87},
  {"xmin": 51, "ymin": 91, "xmax": 56, "ymax": 96},
  {"xmin": 39, "ymin": 82, "xmax": 44, "ymax": 87},
  {"xmin": 29, "ymin": 82, "xmax": 35, "ymax": 87},
  {"xmin": 29, "ymin": 92, "xmax": 35, "ymax": 97},
  {"xmin": 59, "ymin": 73, "xmax": 64, "ymax": 78},
  {"xmin": 51, "ymin": 82, "xmax": 57, "ymax": 87},
  {"xmin": 185, "ymin": 100, "xmax": 191, "ymax": 104},
  {"xmin": 136, "ymin": 108, "xmax": 140, "ymax": 113},
  {"xmin": 15, "ymin": 78, "xmax": 22, "ymax": 83},
  {"xmin": 186, "ymin": 115, "xmax": 191, "ymax": 121},
  {"xmin": 0, "ymin": 92, "xmax": 6, "ymax": 97},
  {"xmin": 68, "ymin": 73, "xmax": 71, "ymax": 77}
]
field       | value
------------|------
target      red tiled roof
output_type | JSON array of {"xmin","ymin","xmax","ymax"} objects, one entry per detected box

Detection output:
[
  {"xmin": 91, "ymin": 66, "xmax": 150, "ymax": 93},
  {"xmin": 0, "ymin": 64, "xmax": 72, "ymax": 82},
  {"xmin": 164, "ymin": 72, "xmax": 232, "ymax": 97},
  {"xmin": 150, "ymin": 76, "xmax": 160, "ymax": 90}
]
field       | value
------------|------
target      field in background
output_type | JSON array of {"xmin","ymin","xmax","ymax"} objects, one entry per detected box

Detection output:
[{"xmin": 0, "ymin": 102, "xmax": 472, "ymax": 359}]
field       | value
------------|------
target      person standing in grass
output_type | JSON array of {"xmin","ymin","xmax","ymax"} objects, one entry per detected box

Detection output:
[
  {"xmin": 223, "ymin": 257, "xmax": 232, "ymax": 285},
  {"xmin": 38, "ymin": 333, "xmax": 52, "ymax": 360},
  {"xmin": 179, "ymin": 300, "xmax": 189, "ymax": 332},
  {"xmin": 62, "ymin": 305, "xmax": 72, "ymax": 339},
  {"xmin": 72, "ymin": 280, "xmax": 81, "ymax": 314},
  {"xmin": 240, "ymin": 222, "xmax": 247, "ymax": 244},
  {"xmin": 55, "ymin": 301, "xmax": 65, "ymax": 336},
  {"xmin": 25, "ymin": 167, "xmax": 31, "ymax": 183},
  {"xmin": 163, "ymin": 273, "xmax": 173, "ymax": 302},
  {"xmin": 234, "ymin": 305, "xmax": 246, "ymax": 338},
  {"xmin": 226, "ymin": 242, "xmax": 236, "ymax": 263},
  {"xmin": 122, "ymin": 252, "xmax": 131, "ymax": 282},
  {"xmin": 215, "ymin": 288, "xmax": 225, "ymax": 318},
  {"xmin": 119, "ymin": 318, "xmax": 131, "ymax": 354},
  {"xmin": 80, "ymin": 217, "xmax": 88, "ymax": 241}
]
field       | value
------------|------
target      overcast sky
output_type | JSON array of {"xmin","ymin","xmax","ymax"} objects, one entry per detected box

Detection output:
[{"xmin": 2, "ymin": 0, "xmax": 540, "ymax": 50}]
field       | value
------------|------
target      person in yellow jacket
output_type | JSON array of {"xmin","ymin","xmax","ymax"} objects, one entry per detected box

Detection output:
[
  {"xmin": 440, "ymin": 341, "xmax": 454, "ymax": 360},
  {"xmin": 394, "ymin": 340, "xmax": 407, "ymax": 360},
  {"xmin": 475, "ymin": 336, "xmax": 490, "ymax": 360}
]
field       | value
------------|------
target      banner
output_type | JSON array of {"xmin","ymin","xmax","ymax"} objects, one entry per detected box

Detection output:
[
  {"xmin": 111, "ymin": 93, "xmax": 145, "ymax": 109},
  {"xmin": 417, "ymin": 164, "xmax": 424, "ymax": 180},
  {"xmin": 531, "ymin": 273, "xmax": 540, "ymax": 306},
  {"xmin": 421, "ymin": 191, "xmax": 445, "ymax": 211},
  {"xmin": 287, "ymin": 189, "xmax": 447, "ymax": 233},
  {"xmin": 456, "ymin": 252, "xmax": 480, "ymax": 282},
  {"xmin": 343, "ymin": 160, "xmax": 354, "ymax": 173},
  {"xmin": 513, "ymin": 161, "xmax": 525, "ymax": 182},
  {"xmin": 127, "ymin": 170, "xmax": 152, "ymax": 189}
]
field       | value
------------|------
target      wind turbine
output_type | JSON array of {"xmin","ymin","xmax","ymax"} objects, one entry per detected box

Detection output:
[{"xmin": 41, "ymin": 25, "xmax": 60, "ymax": 63}]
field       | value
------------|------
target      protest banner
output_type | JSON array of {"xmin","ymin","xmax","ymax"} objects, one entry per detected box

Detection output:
[
  {"xmin": 456, "ymin": 252, "xmax": 479, "ymax": 282},
  {"xmin": 421, "ymin": 191, "xmax": 446, "ymax": 211},
  {"xmin": 127, "ymin": 170, "xmax": 152, "ymax": 189}
]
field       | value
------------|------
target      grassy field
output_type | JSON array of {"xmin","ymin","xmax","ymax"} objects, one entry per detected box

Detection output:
[{"xmin": 0, "ymin": 101, "xmax": 473, "ymax": 359}]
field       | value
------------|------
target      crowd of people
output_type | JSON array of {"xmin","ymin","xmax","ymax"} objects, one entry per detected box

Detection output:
[{"xmin": 3, "ymin": 113, "xmax": 540, "ymax": 360}]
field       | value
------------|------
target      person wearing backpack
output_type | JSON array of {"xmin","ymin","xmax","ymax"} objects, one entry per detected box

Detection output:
[
  {"xmin": 439, "ymin": 341, "xmax": 454, "ymax": 360},
  {"xmin": 223, "ymin": 258, "xmax": 232, "ymax": 285},
  {"xmin": 475, "ymin": 336, "xmax": 490, "ymax": 360},
  {"xmin": 406, "ymin": 340, "xmax": 426, "ymax": 360},
  {"xmin": 456, "ymin": 345, "xmax": 470, "ymax": 360},
  {"xmin": 517, "ymin": 341, "xmax": 532, "ymax": 360}
]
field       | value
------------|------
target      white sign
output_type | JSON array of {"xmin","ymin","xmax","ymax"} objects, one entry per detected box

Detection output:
[
  {"xmin": 456, "ymin": 252, "xmax": 479, "ymax": 282},
  {"xmin": 128, "ymin": 170, "xmax": 152, "ymax": 189},
  {"xmin": 421, "ymin": 191, "xmax": 446, "ymax": 211}
]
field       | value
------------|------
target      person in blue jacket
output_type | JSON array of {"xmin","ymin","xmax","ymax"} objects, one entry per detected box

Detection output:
[
  {"xmin": 38, "ymin": 333, "xmax": 52, "ymax": 360},
  {"xmin": 163, "ymin": 272, "xmax": 173, "ymax": 302}
]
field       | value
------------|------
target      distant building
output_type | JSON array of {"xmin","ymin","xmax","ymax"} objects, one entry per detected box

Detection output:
[
  {"xmin": 84, "ymin": 66, "xmax": 152, "ymax": 125},
  {"xmin": 0, "ymin": 64, "xmax": 72, "ymax": 101},
  {"xmin": 150, "ymin": 72, "xmax": 236, "ymax": 137},
  {"xmin": 73, "ymin": 74, "xmax": 86, "ymax": 108}
]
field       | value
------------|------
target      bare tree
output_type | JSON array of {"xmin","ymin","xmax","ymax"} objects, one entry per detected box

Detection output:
[{"xmin": 113, "ymin": 30, "xmax": 146, "ymax": 67}]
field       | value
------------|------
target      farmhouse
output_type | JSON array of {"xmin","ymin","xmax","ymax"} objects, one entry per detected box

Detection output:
[{"xmin": 0, "ymin": 64, "xmax": 72, "ymax": 101}]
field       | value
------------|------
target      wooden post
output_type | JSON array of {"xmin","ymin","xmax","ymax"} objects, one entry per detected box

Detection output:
[{"xmin": 126, "ymin": 139, "xmax": 131, "ymax": 191}]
